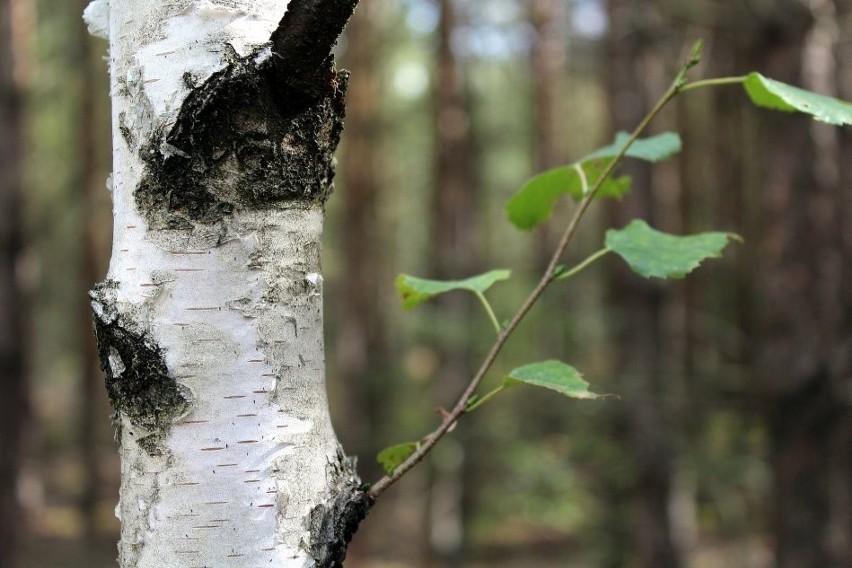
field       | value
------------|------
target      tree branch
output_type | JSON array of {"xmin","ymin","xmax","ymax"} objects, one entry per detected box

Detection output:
[
  {"xmin": 270, "ymin": 0, "xmax": 360, "ymax": 106},
  {"xmin": 368, "ymin": 70, "xmax": 685, "ymax": 500}
]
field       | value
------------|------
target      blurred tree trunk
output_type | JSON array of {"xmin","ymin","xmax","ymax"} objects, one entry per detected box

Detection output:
[
  {"xmin": 831, "ymin": 7, "xmax": 852, "ymax": 562},
  {"xmin": 741, "ymin": 2, "xmax": 852, "ymax": 566},
  {"xmin": 529, "ymin": 0, "xmax": 573, "ymax": 364},
  {"xmin": 605, "ymin": 1, "xmax": 680, "ymax": 567},
  {"xmin": 76, "ymin": 0, "xmax": 112, "ymax": 548},
  {"xmin": 431, "ymin": 0, "xmax": 477, "ymax": 277},
  {"xmin": 531, "ymin": 0, "xmax": 565, "ymax": 173},
  {"xmin": 531, "ymin": 0, "xmax": 566, "ymax": 265},
  {"xmin": 427, "ymin": 0, "xmax": 477, "ymax": 564},
  {"xmin": 336, "ymin": 2, "xmax": 390, "ymax": 562},
  {"xmin": 337, "ymin": 0, "xmax": 388, "ymax": 482},
  {"xmin": 0, "ymin": 0, "xmax": 28, "ymax": 565}
]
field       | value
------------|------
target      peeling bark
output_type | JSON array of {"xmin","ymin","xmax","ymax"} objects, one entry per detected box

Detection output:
[{"xmin": 85, "ymin": 1, "xmax": 369, "ymax": 565}]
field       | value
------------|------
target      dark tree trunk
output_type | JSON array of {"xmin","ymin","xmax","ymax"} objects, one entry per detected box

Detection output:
[
  {"xmin": 830, "ymin": 17, "xmax": 852, "ymax": 561},
  {"xmin": 335, "ymin": 3, "xmax": 392, "ymax": 562},
  {"xmin": 742, "ymin": 3, "xmax": 852, "ymax": 566},
  {"xmin": 0, "ymin": 0, "xmax": 28, "ymax": 565},
  {"xmin": 76, "ymin": 0, "xmax": 113, "ymax": 549},
  {"xmin": 430, "ymin": 0, "xmax": 477, "ymax": 280},
  {"xmin": 604, "ymin": 1, "xmax": 680, "ymax": 567},
  {"xmin": 337, "ymin": 0, "xmax": 389, "ymax": 479},
  {"xmin": 529, "ymin": 0, "xmax": 571, "ymax": 355},
  {"xmin": 531, "ymin": 0, "xmax": 566, "ymax": 175},
  {"xmin": 426, "ymin": 0, "xmax": 478, "ymax": 564}
]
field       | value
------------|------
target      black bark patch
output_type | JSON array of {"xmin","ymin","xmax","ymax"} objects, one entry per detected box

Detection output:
[
  {"xmin": 91, "ymin": 283, "xmax": 188, "ymax": 447},
  {"xmin": 306, "ymin": 453, "xmax": 374, "ymax": 567},
  {"xmin": 134, "ymin": 51, "xmax": 348, "ymax": 229},
  {"xmin": 136, "ymin": 433, "xmax": 166, "ymax": 457}
]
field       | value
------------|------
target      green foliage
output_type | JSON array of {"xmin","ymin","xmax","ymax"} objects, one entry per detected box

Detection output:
[
  {"xmin": 506, "ymin": 132, "xmax": 681, "ymax": 230},
  {"xmin": 395, "ymin": 270, "xmax": 511, "ymax": 310},
  {"xmin": 377, "ymin": 442, "xmax": 419, "ymax": 475},
  {"xmin": 605, "ymin": 220, "xmax": 740, "ymax": 279},
  {"xmin": 505, "ymin": 361, "xmax": 603, "ymax": 400},
  {"xmin": 744, "ymin": 73, "xmax": 852, "ymax": 125}
]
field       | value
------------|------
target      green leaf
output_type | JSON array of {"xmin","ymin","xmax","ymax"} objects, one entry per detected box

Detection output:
[
  {"xmin": 605, "ymin": 219, "xmax": 740, "ymax": 279},
  {"xmin": 377, "ymin": 442, "xmax": 419, "ymax": 475},
  {"xmin": 395, "ymin": 269, "xmax": 511, "ymax": 310},
  {"xmin": 506, "ymin": 132, "xmax": 680, "ymax": 230},
  {"xmin": 505, "ymin": 167, "xmax": 574, "ymax": 230},
  {"xmin": 744, "ymin": 72, "xmax": 852, "ymax": 125},
  {"xmin": 505, "ymin": 360, "xmax": 603, "ymax": 400},
  {"xmin": 506, "ymin": 161, "xmax": 630, "ymax": 229},
  {"xmin": 583, "ymin": 131, "xmax": 682, "ymax": 163}
]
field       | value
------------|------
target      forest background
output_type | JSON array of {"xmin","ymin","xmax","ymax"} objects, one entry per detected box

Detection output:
[{"xmin": 1, "ymin": 0, "xmax": 850, "ymax": 567}]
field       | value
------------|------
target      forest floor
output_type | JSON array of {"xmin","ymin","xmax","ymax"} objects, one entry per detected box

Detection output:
[{"xmin": 19, "ymin": 534, "xmax": 769, "ymax": 567}]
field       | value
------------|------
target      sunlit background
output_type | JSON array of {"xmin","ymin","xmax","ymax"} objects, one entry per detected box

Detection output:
[{"xmin": 2, "ymin": 0, "xmax": 851, "ymax": 566}]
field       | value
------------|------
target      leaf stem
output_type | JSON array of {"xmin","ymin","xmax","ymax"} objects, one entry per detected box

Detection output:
[
  {"xmin": 368, "ymin": 46, "xmax": 694, "ymax": 501},
  {"xmin": 556, "ymin": 248, "xmax": 612, "ymax": 281},
  {"xmin": 572, "ymin": 162, "xmax": 590, "ymax": 195},
  {"xmin": 679, "ymin": 75, "xmax": 748, "ymax": 93},
  {"xmin": 474, "ymin": 291, "xmax": 502, "ymax": 336},
  {"xmin": 464, "ymin": 383, "xmax": 508, "ymax": 412}
]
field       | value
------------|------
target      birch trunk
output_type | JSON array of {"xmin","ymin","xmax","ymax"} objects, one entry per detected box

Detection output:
[{"xmin": 83, "ymin": 1, "xmax": 369, "ymax": 566}]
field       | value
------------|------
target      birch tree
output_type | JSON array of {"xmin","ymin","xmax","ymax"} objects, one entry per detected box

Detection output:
[{"xmin": 83, "ymin": 1, "xmax": 369, "ymax": 566}]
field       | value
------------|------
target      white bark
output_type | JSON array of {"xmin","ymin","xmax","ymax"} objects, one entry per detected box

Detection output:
[{"xmin": 85, "ymin": 1, "xmax": 366, "ymax": 566}]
